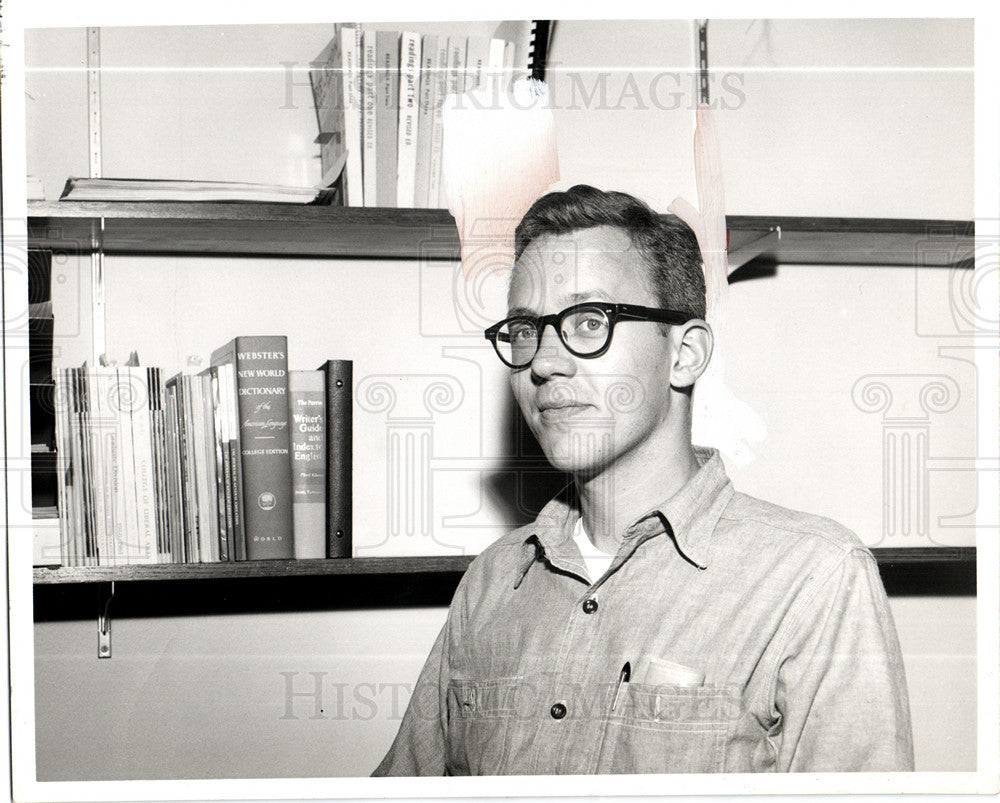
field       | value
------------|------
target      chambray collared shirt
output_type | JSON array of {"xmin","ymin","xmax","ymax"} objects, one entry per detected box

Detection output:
[{"xmin": 373, "ymin": 448, "xmax": 914, "ymax": 775}]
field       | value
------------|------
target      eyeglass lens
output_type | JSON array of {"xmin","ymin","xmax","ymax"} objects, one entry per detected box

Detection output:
[{"xmin": 498, "ymin": 306, "xmax": 611, "ymax": 366}]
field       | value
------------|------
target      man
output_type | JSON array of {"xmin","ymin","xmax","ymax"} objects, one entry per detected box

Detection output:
[{"xmin": 373, "ymin": 185, "xmax": 914, "ymax": 775}]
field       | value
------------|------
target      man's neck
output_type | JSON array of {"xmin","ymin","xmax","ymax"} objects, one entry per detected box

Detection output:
[{"xmin": 577, "ymin": 440, "xmax": 701, "ymax": 555}]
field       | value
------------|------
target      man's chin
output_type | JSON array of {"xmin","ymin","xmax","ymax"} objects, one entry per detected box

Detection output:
[{"xmin": 535, "ymin": 432, "xmax": 614, "ymax": 478}]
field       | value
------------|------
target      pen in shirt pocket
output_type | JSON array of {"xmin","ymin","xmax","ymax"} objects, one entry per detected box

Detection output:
[{"xmin": 611, "ymin": 661, "xmax": 631, "ymax": 711}]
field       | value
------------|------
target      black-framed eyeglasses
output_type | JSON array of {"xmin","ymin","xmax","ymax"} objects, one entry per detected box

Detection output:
[{"xmin": 484, "ymin": 302, "xmax": 692, "ymax": 369}]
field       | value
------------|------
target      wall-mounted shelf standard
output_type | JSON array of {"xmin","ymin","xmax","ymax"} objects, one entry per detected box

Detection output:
[{"xmin": 27, "ymin": 202, "xmax": 975, "ymax": 267}]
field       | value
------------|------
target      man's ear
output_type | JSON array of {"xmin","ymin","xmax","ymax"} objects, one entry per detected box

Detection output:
[{"xmin": 670, "ymin": 319, "xmax": 714, "ymax": 389}]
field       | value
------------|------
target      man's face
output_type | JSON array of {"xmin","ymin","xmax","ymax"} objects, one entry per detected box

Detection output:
[{"xmin": 508, "ymin": 225, "xmax": 678, "ymax": 478}]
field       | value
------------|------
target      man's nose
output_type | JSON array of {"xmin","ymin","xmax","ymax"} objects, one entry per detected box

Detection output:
[{"xmin": 530, "ymin": 322, "xmax": 576, "ymax": 378}]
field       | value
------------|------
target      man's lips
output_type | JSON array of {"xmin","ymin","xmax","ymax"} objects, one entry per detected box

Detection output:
[{"xmin": 538, "ymin": 402, "xmax": 592, "ymax": 421}]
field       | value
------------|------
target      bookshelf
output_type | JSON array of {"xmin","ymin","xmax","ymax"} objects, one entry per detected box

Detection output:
[
  {"xmin": 28, "ymin": 204, "xmax": 977, "ymax": 598},
  {"xmin": 27, "ymin": 199, "xmax": 977, "ymax": 650}
]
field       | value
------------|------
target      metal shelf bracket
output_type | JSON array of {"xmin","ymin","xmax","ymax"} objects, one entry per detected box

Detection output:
[{"xmin": 97, "ymin": 581, "xmax": 114, "ymax": 658}]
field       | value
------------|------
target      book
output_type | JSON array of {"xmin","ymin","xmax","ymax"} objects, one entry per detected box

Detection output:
[
  {"xmin": 79, "ymin": 368, "xmax": 99, "ymax": 565},
  {"xmin": 54, "ymin": 368, "xmax": 84, "ymax": 565},
  {"xmin": 165, "ymin": 373, "xmax": 199, "ymax": 562},
  {"xmin": 396, "ymin": 31, "xmax": 421, "ymax": 208},
  {"xmin": 81, "ymin": 368, "xmax": 103, "ymax": 565},
  {"xmin": 206, "ymin": 366, "xmax": 233, "ymax": 561},
  {"xmin": 179, "ymin": 373, "xmax": 201, "ymax": 562},
  {"xmin": 59, "ymin": 177, "xmax": 340, "ymax": 205},
  {"xmin": 375, "ymin": 30, "xmax": 399, "ymax": 208},
  {"xmin": 114, "ymin": 367, "xmax": 141, "ymax": 564},
  {"xmin": 340, "ymin": 25, "xmax": 364, "ymax": 206},
  {"xmin": 288, "ymin": 371, "xmax": 327, "ymax": 560},
  {"xmin": 147, "ymin": 366, "xmax": 171, "ymax": 562},
  {"xmin": 124, "ymin": 366, "xmax": 159, "ymax": 564},
  {"xmin": 425, "ymin": 37, "xmax": 450, "ymax": 209},
  {"xmin": 318, "ymin": 360, "xmax": 352, "ymax": 558},
  {"xmin": 52, "ymin": 369, "xmax": 71, "ymax": 564},
  {"xmin": 86, "ymin": 366, "xmax": 117, "ymax": 564},
  {"xmin": 189, "ymin": 371, "xmax": 220, "ymax": 562},
  {"xmin": 361, "ymin": 31, "xmax": 379, "ymax": 208},
  {"xmin": 438, "ymin": 37, "xmax": 467, "ymax": 208},
  {"xmin": 186, "ymin": 373, "xmax": 208, "ymax": 561},
  {"xmin": 162, "ymin": 375, "xmax": 184, "ymax": 561},
  {"xmin": 211, "ymin": 336, "xmax": 294, "ymax": 560},
  {"xmin": 309, "ymin": 29, "xmax": 349, "ymax": 189},
  {"xmin": 414, "ymin": 35, "xmax": 439, "ymax": 209},
  {"xmin": 221, "ymin": 362, "xmax": 247, "ymax": 560},
  {"xmin": 464, "ymin": 36, "xmax": 491, "ymax": 94},
  {"xmin": 115, "ymin": 368, "xmax": 138, "ymax": 564}
]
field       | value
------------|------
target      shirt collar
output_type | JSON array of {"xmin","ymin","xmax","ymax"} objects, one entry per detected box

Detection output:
[
  {"xmin": 651, "ymin": 447, "xmax": 735, "ymax": 568},
  {"xmin": 521, "ymin": 447, "xmax": 734, "ymax": 570}
]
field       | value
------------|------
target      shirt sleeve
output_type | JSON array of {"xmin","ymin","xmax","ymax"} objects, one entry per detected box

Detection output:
[
  {"xmin": 371, "ymin": 619, "xmax": 452, "ymax": 776},
  {"xmin": 371, "ymin": 567, "xmax": 473, "ymax": 776},
  {"xmin": 773, "ymin": 548, "xmax": 915, "ymax": 772}
]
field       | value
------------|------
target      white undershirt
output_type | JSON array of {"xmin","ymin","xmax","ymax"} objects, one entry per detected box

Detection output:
[{"xmin": 571, "ymin": 517, "xmax": 615, "ymax": 583}]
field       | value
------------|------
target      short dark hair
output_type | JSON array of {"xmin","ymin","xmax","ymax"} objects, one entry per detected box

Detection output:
[{"xmin": 514, "ymin": 185, "xmax": 706, "ymax": 320}]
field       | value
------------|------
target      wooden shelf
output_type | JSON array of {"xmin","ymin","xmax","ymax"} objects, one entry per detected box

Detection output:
[
  {"xmin": 726, "ymin": 216, "xmax": 974, "ymax": 270},
  {"xmin": 33, "ymin": 555, "xmax": 476, "ymax": 584},
  {"xmin": 872, "ymin": 546, "xmax": 976, "ymax": 564},
  {"xmin": 28, "ymin": 202, "xmax": 460, "ymax": 260},
  {"xmin": 27, "ymin": 202, "xmax": 974, "ymax": 267},
  {"xmin": 31, "ymin": 546, "xmax": 975, "ymax": 626},
  {"xmin": 32, "ymin": 547, "xmax": 974, "ymax": 586}
]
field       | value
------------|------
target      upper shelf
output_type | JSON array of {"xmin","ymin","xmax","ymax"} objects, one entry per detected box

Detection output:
[{"xmin": 27, "ymin": 202, "xmax": 975, "ymax": 268}]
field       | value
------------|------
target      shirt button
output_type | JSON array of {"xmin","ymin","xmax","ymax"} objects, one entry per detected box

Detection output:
[
  {"xmin": 549, "ymin": 702, "xmax": 567, "ymax": 720},
  {"xmin": 582, "ymin": 598, "xmax": 598, "ymax": 614}
]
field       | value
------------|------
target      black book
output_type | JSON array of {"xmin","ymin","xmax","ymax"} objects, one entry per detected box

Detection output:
[{"xmin": 317, "ymin": 360, "xmax": 352, "ymax": 558}]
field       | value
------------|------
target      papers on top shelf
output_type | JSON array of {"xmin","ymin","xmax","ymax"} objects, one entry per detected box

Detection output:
[{"xmin": 59, "ymin": 177, "xmax": 341, "ymax": 205}]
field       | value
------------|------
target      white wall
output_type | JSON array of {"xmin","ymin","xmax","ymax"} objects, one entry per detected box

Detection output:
[
  {"xmin": 34, "ymin": 606, "xmax": 449, "ymax": 780},
  {"xmin": 33, "ymin": 595, "xmax": 976, "ymax": 780},
  {"xmin": 23, "ymin": 18, "xmax": 978, "ymax": 780}
]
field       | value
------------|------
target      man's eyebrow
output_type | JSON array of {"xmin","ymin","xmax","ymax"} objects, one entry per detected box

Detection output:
[
  {"xmin": 564, "ymin": 290, "xmax": 613, "ymax": 304},
  {"xmin": 506, "ymin": 291, "xmax": 614, "ymax": 318}
]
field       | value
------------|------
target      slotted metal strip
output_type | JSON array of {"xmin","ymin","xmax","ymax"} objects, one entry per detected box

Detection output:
[
  {"xmin": 87, "ymin": 26, "xmax": 106, "ymax": 363},
  {"xmin": 698, "ymin": 20, "xmax": 710, "ymax": 105}
]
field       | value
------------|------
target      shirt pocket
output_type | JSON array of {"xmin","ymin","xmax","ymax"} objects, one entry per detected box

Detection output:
[
  {"xmin": 445, "ymin": 676, "xmax": 522, "ymax": 775},
  {"xmin": 596, "ymin": 682, "xmax": 737, "ymax": 774}
]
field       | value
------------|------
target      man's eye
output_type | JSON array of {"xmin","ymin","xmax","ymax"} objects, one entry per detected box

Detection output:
[
  {"xmin": 571, "ymin": 313, "xmax": 609, "ymax": 336},
  {"xmin": 508, "ymin": 322, "xmax": 537, "ymax": 341}
]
